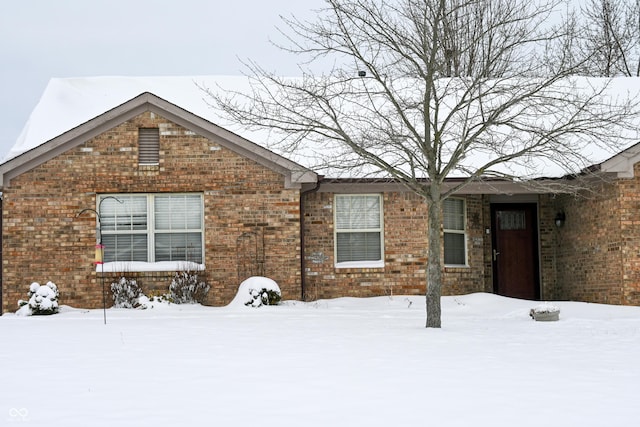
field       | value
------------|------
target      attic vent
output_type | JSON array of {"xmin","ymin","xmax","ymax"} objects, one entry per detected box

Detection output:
[{"xmin": 138, "ymin": 128, "xmax": 160, "ymax": 165}]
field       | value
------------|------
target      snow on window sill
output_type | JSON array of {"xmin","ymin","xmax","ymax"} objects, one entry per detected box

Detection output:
[
  {"xmin": 444, "ymin": 264, "xmax": 469, "ymax": 269},
  {"xmin": 96, "ymin": 261, "xmax": 205, "ymax": 273},
  {"xmin": 335, "ymin": 260, "xmax": 385, "ymax": 269}
]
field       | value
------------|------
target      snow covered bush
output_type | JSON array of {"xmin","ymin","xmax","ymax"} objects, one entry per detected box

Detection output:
[
  {"xmin": 134, "ymin": 293, "xmax": 172, "ymax": 309},
  {"xmin": 169, "ymin": 271, "xmax": 210, "ymax": 304},
  {"xmin": 17, "ymin": 281, "xmax": 59, "ymax": 315},
  {"xmin": 230, "ymin": 276, "xmax": 282, "ymax": 307},
  {"xmin": 111, "ymin": 277, "xmax": 143, "ymax": 308}
]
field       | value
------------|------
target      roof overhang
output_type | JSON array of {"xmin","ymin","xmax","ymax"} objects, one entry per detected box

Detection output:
[{"xmin": 310, "ymin": 177, "xmax": 569, "ymax": 195}]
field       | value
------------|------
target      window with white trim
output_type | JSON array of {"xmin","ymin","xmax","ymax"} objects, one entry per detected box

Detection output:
[
  {"xmin": 443, "ymin": 198, "xmax": 466, "ymax": 266},
  {"xmin": 99, "ymin": 194, "xmax": 203, "ymax": 264},
  {"xmin": 335, "ymin": 194, "xmax": 383, "ymax": 265}
]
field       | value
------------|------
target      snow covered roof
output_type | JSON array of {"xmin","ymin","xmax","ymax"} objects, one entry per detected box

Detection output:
[
  {"xmin": 3, "ymin": 75, "xmax": 640, "ymax": 186},
  {"xmin": 5, "ymin": 76, "xmax": 286, "ymax": 163}
]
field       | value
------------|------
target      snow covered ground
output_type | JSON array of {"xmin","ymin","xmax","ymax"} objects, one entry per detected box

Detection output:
[{"xmin": 1, "ymin": 293, "xmax": 638, "ymax": 426}]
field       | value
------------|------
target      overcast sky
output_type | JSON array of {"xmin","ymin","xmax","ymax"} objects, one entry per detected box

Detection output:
[{"xmin": 0, "ymin": 0, "xmax": 326, "ymax": 160}]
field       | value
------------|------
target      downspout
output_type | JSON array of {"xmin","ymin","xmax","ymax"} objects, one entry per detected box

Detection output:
[{"xmin": 299, "ymin": 176, "xmax": 323, "ymax": 301}]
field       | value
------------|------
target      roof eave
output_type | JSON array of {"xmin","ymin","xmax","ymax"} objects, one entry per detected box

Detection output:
[{"xmin": 315, "ymin": 177, "xmax": 567, "ymax": 194}]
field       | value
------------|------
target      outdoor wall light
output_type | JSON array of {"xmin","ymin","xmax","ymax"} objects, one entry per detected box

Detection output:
[{"xmin": 554, "ymin": 211, "xmax": 566, "ymax": 228}]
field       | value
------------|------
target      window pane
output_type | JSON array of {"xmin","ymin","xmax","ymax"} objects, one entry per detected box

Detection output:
[
  {"xmin": 498, "ymin": 211, "xmax": 526, "ymax": 230},
  {"xmin": 444, "ymin": 232, "xmax": 465, "ymax": 265},
  {"xmin": 443, "ymin": 199, "xmax": 464, "ymax": 230},
  {"xmin": 155, "ymin": 195, "xmax": 202, "ymax": 231},
  {"xmin": 102, "ymin": 234, "xmax": 148, "ymax": 262},
  {"xmin": 155, "ymin": 232, "xmax": 202, "ymax": 263},
  {"xmin": 336, "ymin": 232, "xmax": 381, "ymax": 263},
  {"xmin": 100, "ymin": 196, "xmax": 147, "ymax": 231},
  {"xmin": 336, "ymin": 195, "xmax": 380, "ymax": 230}
]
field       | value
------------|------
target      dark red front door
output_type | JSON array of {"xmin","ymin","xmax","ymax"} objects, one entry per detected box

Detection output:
[{"xmin": 491, "ymin": 203, "xmax": 540, "ymax": 300}]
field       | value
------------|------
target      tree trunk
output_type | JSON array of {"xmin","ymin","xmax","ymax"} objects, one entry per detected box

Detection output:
[{"xmin": 426, "ymin": 197, "xmax": 443, "ymax": 328}]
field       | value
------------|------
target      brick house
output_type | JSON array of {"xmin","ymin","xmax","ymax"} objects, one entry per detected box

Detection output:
[{"xmin": 0, "ymin": 77, "xmax": 638, "ymax": 313}]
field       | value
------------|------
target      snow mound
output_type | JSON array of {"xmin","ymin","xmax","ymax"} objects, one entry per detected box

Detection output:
[{"xmin": 228, "ymin": 276, "xmax": 282, "ymax": 307}]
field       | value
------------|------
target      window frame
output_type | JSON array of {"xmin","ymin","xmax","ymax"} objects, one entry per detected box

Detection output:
[
  {"xmin": 334, "ymin": 193, "xmax": 384, "ymax": 268},
  {"xmin": 443, "ymin": 197, "xmax": 467, "ymax": 267},
  {"xmin": 98, "ymin": 193, "xmax": 204, "ymax": 270}
]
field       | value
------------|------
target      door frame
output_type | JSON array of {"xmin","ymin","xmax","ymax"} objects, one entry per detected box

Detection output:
[{"xmin": 490, "ymin": 202, "xmax": 541, "ymax": 300}]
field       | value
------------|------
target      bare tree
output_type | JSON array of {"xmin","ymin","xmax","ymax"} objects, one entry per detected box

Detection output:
[
  {"xmin": 552, "ymin": 0, "xmax": 640, "ymax": 76},
  {"xmin": 587, "ymin": 0, "xmax": 639, "ymax": 76},
  {"xmin": 206, "ymin": 0, "xmax": 639, "ymax": 327}
]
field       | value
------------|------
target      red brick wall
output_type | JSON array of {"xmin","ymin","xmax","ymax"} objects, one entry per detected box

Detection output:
[
  {"xmin": 1, "ymin": 112, "xmax": 301, "ymax": 312},
  {"xmin": 555, "ymin": 180, "xmax": 625, "ymax": 304},
  {"xmin": 302, "ymin": 191, "xmax": 488, "ymax": 300},
  {"xmin": 538, "ymin": 195, "xmax": 560, "ymax": 300},
  {"xmin": 618, "ymin": 165, "xmax": 640, "ymax": 305}
]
